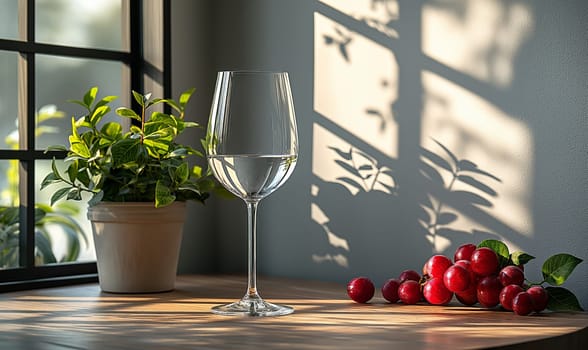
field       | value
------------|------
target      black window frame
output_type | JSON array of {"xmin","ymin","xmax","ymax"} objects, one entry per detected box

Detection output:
[{"xmin": 0, "ymin": 0, "xmax": 171, "ymax": 292}]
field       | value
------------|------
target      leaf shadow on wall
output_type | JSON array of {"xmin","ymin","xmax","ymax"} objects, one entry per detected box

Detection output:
[
  {"xmin": 310, "ymin": 137, "xmax": 504, "ymax": 278},
  {"xmin": 417, "ymin": 139, "xmax": 502, "ymax": 252},
  {"xmin": 307, "ymin": 0, "xmax": 531, "ymax": 282}
]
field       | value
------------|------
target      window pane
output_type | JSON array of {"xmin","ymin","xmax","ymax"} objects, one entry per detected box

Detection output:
[
  {"xmin": 0, "ymin": 51, "xmax": 19, "ymax": 150},
  {"xmin": 35, "ymin": 54, "xmax": 126, "ymax": 150},
  {"xmin": 0, "ymin": 159, "xmax": 20, "ymax": 269},
  {"xmin": 36, "ymin": 0, "xmax": 124, "ymax": 51},
  {"xmin": 35, "ymin": 160, "xmax": 95, "ymax": 266},
  {"xmin": 0, "ymin": 0, "xmax": 19, "ymax": 40}
]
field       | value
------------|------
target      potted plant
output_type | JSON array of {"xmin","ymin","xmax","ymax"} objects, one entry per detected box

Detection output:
[{"xmin": 41, "ymin": 86, "xmax": 220, "ymax": 293}]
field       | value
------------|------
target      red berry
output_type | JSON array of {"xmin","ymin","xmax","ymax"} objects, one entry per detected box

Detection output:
[
  {"xmin": 456, "ymin": 284, "xmax": 478, "ymax": 306},
  {"xmin": 498, "ymin": 265, "xmax": 525, "ymax": 287},
  {"xmin": 477, "ymin": 275, "xmax": 503, "ymax": 308},
  {"xmin": 470, "ymin": 247, "xmax": 499, "ymax": 277},
  {"xmin": 454, "ymin": 243, "xmax": 477, "ymax": 262},
  {"xmin": 381, "ymin": 279, "xmax": 401, "ymax": 303},
  {"xmin": 499, "ymin": 284, "xmax": 525, "ymax": 311},
  {"xmin": 398, "ymin": 269, "xmax": 421, "ymax": 283},
  {"xmin": 443, "ymin": 264, "xmax": 471, "ymax": 293},
  {"xmin": 454, "ymin": 259, "xmax": 472, "ymax": 270},
  {"xmin": 455, "ymin": 260, "xmax": 477, "ymax": 282},
  {"xmin": 398, "ymin": 280, "xmax": 421, "ymax": 305},
  {"xmin": 527, "ymin": 286, "xmax": 549, "ymax": 312},
  {"xmin": 347, "ymin": 277, "xmax": 375, "ymax": 303},
  {"xmin": 512, "ymin": 292, "xmax": 534, "ymax": 316},
  {"xmin": 425, "ymin": 255, "xmax": 453, "ymax": 278},
  {"xmin": 423, "ymin": 277, "xmax": 453, "ymax": 305}
]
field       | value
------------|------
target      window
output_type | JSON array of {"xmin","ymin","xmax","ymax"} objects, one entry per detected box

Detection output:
[{"xmin": 0, "ymin": 0, "xmax": 170, "ymax": 291}]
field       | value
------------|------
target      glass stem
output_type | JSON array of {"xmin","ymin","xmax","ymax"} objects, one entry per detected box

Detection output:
[{"xmin": 246, "ymin": 200, "xmax": 260, "ymax": 298}]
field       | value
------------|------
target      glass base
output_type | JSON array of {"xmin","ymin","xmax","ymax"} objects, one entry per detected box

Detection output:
[{"xmin": 212, "ymin": 294, "xmax": 293, "ymax": 317}]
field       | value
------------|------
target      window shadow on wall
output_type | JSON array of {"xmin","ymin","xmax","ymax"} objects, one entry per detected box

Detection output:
[{"xmin": 308, "ymin": 0, "xmax": 538, "ymax": 282}]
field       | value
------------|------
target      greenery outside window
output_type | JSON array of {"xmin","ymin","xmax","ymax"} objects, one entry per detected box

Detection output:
[{"xmin": 0, "ymin": 0, "xmax": 170, "ymax": 291}]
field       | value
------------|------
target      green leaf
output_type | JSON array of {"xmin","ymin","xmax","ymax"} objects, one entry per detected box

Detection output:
[
  {"xmin": 51, "ymin": 158, "xmax": 64, "ymax": 181},
  {"xmin": 546, "ymin": 287, "xmax": 584, "ymax": 311},
  {"xmin": 132, "ymin": 91, "xmax": 145, "ymax": 107},
  {"xmin": 0, "ymin": 206, "xmax": 19, "ymax": 226},
  {"xmin": 74, "ymin": 115, "xmax": 92, "ymax": 128},
  {"xmin": 155, "ymin": 181, "xmax": 175, "ymax": 208},
  {"xmin": 66, "ymin": 188, "xmax": 82, "ymax": 201},
  {"xmin": 59, "ymin": 225, "xmax": 81, "ymax": 262},
  {"xmin": 168, "ymin": 148, "xmax": 188, "ymax": 157},
  {"xmin": 69, "ymin": 117, "xmax": 81, "ymax": 142},
  {"xmin": 44, "ymin": 144, "xmax": 68, "ymax": 152},
  {"xmin": 90, "ymin": 105, "xmax": 110, "ymax": 125},
  {"xmin": 89, "ymin": 173, "xmax": 103, "ymax": 190},
  {"xmin": 163, "ymin": 98, "xmax": 181, "ymax": 113},
  {"xmin": 198, "ymin": 178, "xmax": 217, "ymax": 192},
  {"xmin": 116, "ymin": 107, "xmax": 141, "ymax": 121},
  {"xmin": 130, "ymin": 125, "xmax": 143, "ymax": 134},
  {"xmin": 183, "ymin": 121, "xmax": 199, "ymax": 128},
  {"xmin": 70, "ymin": 141, "xmax": 91, "ymax": 158},
  {"xmin": 143, "ymin": 138, "xmax": 170, "ymax": 156},
  {"xmin": 510, "ymin": 251, "xmax": 535, "ymax": 266},
  {"xmin": 478, "ymin": 239, "xmax": 510, "ymax": 268},
  {"xmin": 94, "ymin": 95, "xmax": 118, "ymax": 109},
  {"xmin": 51, "ymin": 187, "xmax": 71, "ymax": 206},
  {"xmin": 35, "ymin": 231, "xmax": 57, "ymax": 264},
  {"xmin": 40, "ymin": 172, "xmax": 60, "ymax": 190},
  {"xmin": 33, "ymin": 208, "xmax": 47, "ymax": 222},
  {"xmin": 88, "ymin": 191, "xmax": 104, "ymax": 207},
  {"xmin": 175, "ymin": 162, "xmax": 189, "ymax": 184},
  {"xmin": 542, "ymin": 253, "xmax": 583, "ymax": 286},
  {"xmin": 83, "ymin": 87, "xmax": 98, "ymax": 107},
  {"xmin": 146, "ymin": 98, "xmax": 164, "ymax": 109},
  {"xmin": 179, "ymin": 88, "xmax": 195, "ymax": 108},
  {"xmin": 111, "ymin": 139, "xmax": 140, "ymax": 167},
  {"xmin": 192, "ymin": 165, "xmax": 203, "ymax": 178},
  {"xmin": 67, "ymin": 161, "xmax": 79, "ymax": 183},
  {"xmin": 77, "ymin": 169, "xmax": 91, "ymax": 188},
  {"xmin": 101, "ymin": 122, "xmax": 123, "ymax": 138}
]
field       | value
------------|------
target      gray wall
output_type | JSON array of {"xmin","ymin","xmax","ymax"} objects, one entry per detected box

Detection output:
[{"xmin": 172, "ymin": 0, "xmax": 588, "ymax": 309}]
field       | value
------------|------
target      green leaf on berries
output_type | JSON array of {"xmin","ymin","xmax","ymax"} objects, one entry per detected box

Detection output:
[
  {"xmin": 545, "ymin": 286, "xmax": 584, "ymax": 311},
  {"xmin": 542, "ymin": 253, "xmax": 583, "ymax": 286},
  {"xmin": 478, "ymin": 239, "xmax": 510, "ymax": 268},
  {"xmin": 510, "ymin": 251, "xmax": 535, "ymax": 266}
]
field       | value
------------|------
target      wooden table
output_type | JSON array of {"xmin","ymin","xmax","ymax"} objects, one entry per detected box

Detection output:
[{"xmin": 0, "ymin": 275, "xmax": 586, "ymax": 349}]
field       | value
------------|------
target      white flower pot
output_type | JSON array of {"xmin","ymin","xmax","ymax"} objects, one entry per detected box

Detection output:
[{"xmin": 87, "ymin": 202, "xmax": 186, "ymax": 293}]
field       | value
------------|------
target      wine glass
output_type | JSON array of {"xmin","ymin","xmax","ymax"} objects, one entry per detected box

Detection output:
[{"xmin": 206, "ymin": 71, "xmax": 298, "ymax": 316}]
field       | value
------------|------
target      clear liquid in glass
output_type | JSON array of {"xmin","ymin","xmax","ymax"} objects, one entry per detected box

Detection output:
[{"xmin": 208, "ymin": 154, "xmax": 297, "ymax": 201}]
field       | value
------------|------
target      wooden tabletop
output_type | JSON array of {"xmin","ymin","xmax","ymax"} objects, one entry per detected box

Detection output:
[{"xmin": 0, "ymin": 275, "xmax": 586, "ymax": 349}]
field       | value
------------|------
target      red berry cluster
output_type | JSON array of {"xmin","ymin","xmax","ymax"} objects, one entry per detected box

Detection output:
[{"xmin": 346, "ymin": 243, "xmax": 550, "ymax": 316}]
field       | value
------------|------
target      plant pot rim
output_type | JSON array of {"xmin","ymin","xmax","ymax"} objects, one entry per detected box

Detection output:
[
  {"xmin": 89, "ymin": 201, "xmax": 187, "ymax": 207},
  {"xmin": 87, "ymin": 201, "xmax": 187, "ymax": 223}
]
